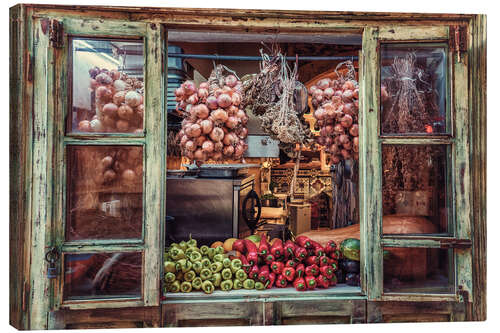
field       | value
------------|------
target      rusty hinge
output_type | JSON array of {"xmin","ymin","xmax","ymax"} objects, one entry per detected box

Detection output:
[
  {"xmin": 49, "ymin": 19, "xmax": 63, "ymax": 48},
  {"xmin": 450, "ymin": 25, "xmax": 467, "ymax": 62},
  {"xmin": 439, "ymin": 238, "xmax": 472, "ymax": 249}
]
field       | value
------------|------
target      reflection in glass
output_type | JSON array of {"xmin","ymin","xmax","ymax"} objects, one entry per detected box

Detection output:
[
  {"xmin": 66, "ymin": 146, "xmax": 143, "ymax": 240},
  {"xmin": 70, "ymin": 38, "xmax": 144, "ymax": 134},
  {"xmin": 64, "ymin": 252, "xmax": 142, "ymax": 299},
  {"xmin": 380, "ymin": 44, "xmax": 447, "ymax": 134},
  {"xmin": 382, "ymin": 145, "xmax": 450, "ymax": 234},
  {"xmin": 384, "ymin": 247, "xmax": 454, "ymax": 294}
]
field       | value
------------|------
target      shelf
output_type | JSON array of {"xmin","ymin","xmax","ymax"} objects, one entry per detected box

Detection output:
[{"xmin": 163, "ymin": 284, "xmax": 363, "ymax": 303}]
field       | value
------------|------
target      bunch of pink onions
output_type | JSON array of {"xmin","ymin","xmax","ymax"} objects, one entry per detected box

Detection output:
[
  {"xmin": 81, "ymin": 67, "xmax": 144, "ymax": 134},
  {"xmin": 309, "ymin": 77, "xmax": 360, "ymax": 164},
  {"xmin": 175, "ymin": 74, "xmax": 249, "ymax": 163}
]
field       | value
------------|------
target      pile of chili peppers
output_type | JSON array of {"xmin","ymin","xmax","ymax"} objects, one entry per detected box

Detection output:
[{"xmin": 232, "ymin": 236, "xmax": 340, "ymax": 291}]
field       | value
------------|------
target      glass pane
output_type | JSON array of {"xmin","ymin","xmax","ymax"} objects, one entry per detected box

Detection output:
[
  {"xmin": 384, "ymin": 247, "xmax": 454, "ymax": 294},
  {"xmin": 382, "ymin": 145, "xmax": 450, "ymax": 234},
  {"xmin": 380, "ymin": 44, "xmax": 448, "ymax": 135},
  {"xmin": 70, "ymin": 38, "xmax": 144, "ymax": 134},
  {"xmin": 66, "ymin": 146, "xmax": 143, "ymax": 240},
  {"xmin": 64, "ymin": 252, "xmax": 142, "ymax": 300}
]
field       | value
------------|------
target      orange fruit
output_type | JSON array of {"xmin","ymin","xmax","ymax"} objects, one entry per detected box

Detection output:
[
  {"xmin": 211, "ymin": 241, "xmax": 224, "ymax": 249},
  {"xmin": 223, "ymin": 238, "xmax": 237, "ymax": 252}
]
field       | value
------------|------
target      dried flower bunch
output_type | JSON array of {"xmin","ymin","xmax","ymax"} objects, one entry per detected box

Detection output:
[
  {"xmin": 242, "ymin": 46, "xmax": 313, "ymax": 157},
  {"xmin": 381, "ymin": 52, "xmax": 440, "ymax": 134}
]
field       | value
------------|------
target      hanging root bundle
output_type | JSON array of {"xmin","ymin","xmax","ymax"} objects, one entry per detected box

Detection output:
[{"xmin": 381, "ymin": 52, "xmax": 439, "ymax": 134}]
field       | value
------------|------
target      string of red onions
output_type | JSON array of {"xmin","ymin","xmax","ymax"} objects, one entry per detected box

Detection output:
[
  {"xmin": 308, "ymin": 63, "xmax": 360, "ymax": 164},
  {"xmin": 176, "ymin": 71, "xmax": 249, "ymax": 164}
]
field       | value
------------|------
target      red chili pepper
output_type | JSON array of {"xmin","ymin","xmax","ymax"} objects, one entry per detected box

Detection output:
[
  {"xmin": 275, "ymin": 274, "xmax": 288, "ymax": 288},
  {"xmin": 283, "ymin": 267, "xmax": 295, "ymax": 282},
  {"xmin": 305, "ymin": 256, "xmax": 319, "ymax": 266},
  {"xmin": 232, "ymin": 239, "xmax": 246, "ymax": 253},
  {"xmin": 258, "ymin": 236, "xmax": 270, "ymax": 256},
  {"xmin": 320, "ymin": 265, "xmax": 334, "ymax": 278},
  {"xmin": 284, "ymin": 240, "xmax": 296, "ymax": 259},
  {"xmin": 270, "ymin": 239, "xmax": 284, "ymax": 258},
  {"xmin": 243, "ymin": 239, "xmax": 259, "ymax": 265},
  {"xmin": 249, "ymin": 265, "xmax": 260, "ymax": 280},
  {"xmin": 285, "ymin": 259, "xmax": 297, "ymax": 268},
  {"xmin": 296, "ymin": 263, "xmax": 305, "ymax": 278},
  {"xmin": 318, "ymin": 255, "xmax": 330, "ymax": 266},
  {"xmin": 240, "ymin": 255, "xmax": 252, "ymax": 274},
  {"xmin": 295, "ymin": 236, "xmax": 312, "ymax": 249},
  {"xmin": 328, "ymin": 274, "xmax": 338, "ymax": 286},
  {"xmin": 258, "ymin": 265, "xmax": 270, "ymax": 284},
  {"xmin": 316, "ymin": 274, "xmax": 330, "ymax": 288},
  {"xmin": 270, "ymin": 261, "xmax": 284, "ymax": 274},
  {"xmin": 310, "ymin": 240, "xmax": 325, "ymax": 257},
  {"xmin": 293, "ymin": 277, "xmax": 306, "ymax": 291},
  {"xmin": 305, "ymin": 276, "xmax": 317, "ymax": 289},
  {"xmin": 329, "ymin": 249, "xmax": 341, "ymax": 260},
  {"xmin": 305, "ymin": 264, "xmax": 319, "ymax": 277},
  {"xmin": 263, "ymin": 253, "xmax": 275, "ymax": 265},
  {"xmin": 330, "ymin": 259, "xmax": 338, "ymax": 271},
  {"xmin": 324, "ymin": 240, "xmax": 337, "ymax": 254},
  {"xmin": 266, "ymin": 272, "xmax": 276, "ymax": 289},
  {"xmin": 294, "ymin": 246, "xmax": 307, "ymax": 261}
]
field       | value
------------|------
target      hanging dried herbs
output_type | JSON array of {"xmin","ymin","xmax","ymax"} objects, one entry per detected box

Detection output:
[
  {"xmin": 382, "ymin": 145, "xmax": 445, "ymax": 214},
  {"xmin": 242, "ymin": 46, "xmax": 313, "ymax": 157},
  {"xmin": 381, "ymin": 52, "xmax": 440, "ymax": 134}
]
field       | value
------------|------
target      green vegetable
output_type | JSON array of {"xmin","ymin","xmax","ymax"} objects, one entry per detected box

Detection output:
[
  {"xmin": 192, "ymin": 277, "xmax": 203, "ymax": 290},
  {"xmin": 211, "ymin": 261, "xmax": 223, "ymax": 273},
  {"xmin": 200, "ymin": 268, "xmax": 212, "ymax": 280},
  {"xmin": 215, "ymin": 246, "xmax": 225, "ymax": 255},
  {"xmin": 200, "ymin": 245, "xmax": 210, "ymax": 256},
  {"xmin": 175, "ymin": 259, "xmax": 192, "ymax": 273},
  {"xmin": 163, "ymin": 252, "xmax": 170, "ymax": 261},
  {"xmin": 207, "ymin": 247, "xmax": 216, "ymax": 259},
  {"xmin": 187, "ymin": 235, "xmax": 197, "ymax": 248},
  {"xmin": 221, "ymin": 268, "xmax": 232, "ymax": 280},
  {"xmin": 165, "ymin": 272, "xmax": 176, "ymax": 283},
  {"xmin": 201, "ymin": 258, "xmax": 211, "ymax": 269},
  {"xmin": 213, "ymin": 254, "xmax": 225, "ymax": 262},
  {"xmin": 230, "ymin": 259, "xmax": 242, "ymax": 273},
  {"xmin": 184, "ymin": 270, "xmax": 196, "ymax": 282},
  {"xmin": 170, "ymin": 243, "xmax": 180, "ymax": 249},
  {"xmin": 164, "ymin": 261, "xmax": 176, "ymax": 273},
  {"xmin": 179, "ymin": 241, "xmax": 188, "ymax": 251},
  {"xmin": 170, "ymin": 248, "xmax": 185, "ymax": 261},
  {"xmin": 180, "ymin": 281, "xmax": 192, "ymax": 293},
  {"xmin": 222, "ymin": 258, "xmax": 232, "ymax": 268},
  {"xmin": 192, "ymin": 261, "xmax": 203, "ymax": 274},
  {"xmin": 211, "ymin": 272, "xmax": 222, "ymax": 287},
  {"xmin": 243, "ymin": 279, "xmax": 255, "ymax": 290},
  {"xmin": 340, "ymin": 238, "xmax": 360, "ymax": 261},
  {"xmin": 233, "ymin": 279, "xmax": 243, "ymax": 290},
  {"xmin": 169, "ymin": 280, "xmax": 180, "ymax": 293},
  {"xmin": 220, "ymin": 279, "xmax": 233, "ymax": 291},
  {"xmin": 201, "ymin": 280, "xmax": 214, "ymax": 294},
  {"xmin": 255, "ymin": 281, "xmax": 265, "ymax": 290},
  {"xmin": 235, "ymin": 269, "xmax": 247, "ymax": 282},
  {"xmin": 188, "ymin": 251, "xmax": 202, "ymax": 262}
]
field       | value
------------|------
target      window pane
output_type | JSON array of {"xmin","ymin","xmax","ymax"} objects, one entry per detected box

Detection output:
[
  {"xmin": 382, "ymin": 145, "xmax": 450, "ymax": 234},
  {"xmin": 384, "ymin": 247, "xmax": 454, "ymax": 294},
  {"xmin": 70, "ymin": 38, "xmax": 144, "ymax": 134},
  {"xmin": 66, "ymin": 146, "xmax": 143, "ymax": 240},
  {"xmin": 64, "ymin": 252, "xmax": 142, "ymax": 300},
  {"xmin": 380, "ymin": 44, "xmax": 448, "ymax": 135}
]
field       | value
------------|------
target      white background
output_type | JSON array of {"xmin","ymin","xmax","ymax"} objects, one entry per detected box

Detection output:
[{"xmin": 1, "ymin": 0, "xmax": 497, "ymax": 332}]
